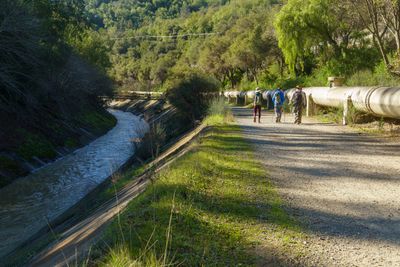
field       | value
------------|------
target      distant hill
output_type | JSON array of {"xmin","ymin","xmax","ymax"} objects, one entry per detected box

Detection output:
[
  {"xmin": 84, "ymin": 0, "xmax": 280, "ymax": 91},
  {"xmin": 85, "ymin": 0, "xmax": 229, "ymax": 29}
]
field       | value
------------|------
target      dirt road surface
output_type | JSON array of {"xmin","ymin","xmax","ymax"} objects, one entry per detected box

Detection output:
[{"xmin": 233, "ymin": 107, "xmax": 400, "ymax": 267}]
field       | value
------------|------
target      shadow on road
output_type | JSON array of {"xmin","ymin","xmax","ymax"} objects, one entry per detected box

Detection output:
[{"xmin": 232, "ymin": 106, "xmax": 400, "ymax": 248}]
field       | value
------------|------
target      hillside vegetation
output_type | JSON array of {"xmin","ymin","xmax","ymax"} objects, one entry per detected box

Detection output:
[
  {"xmin": 86, "ymin": 0, "xmax": 400, "ymax": 92},
  {"xmin": 3, "ymin": 0, "xmax": 400, "ymax": 186},
  {"xmin": 0, "ymin": 0, "xmax": 115, "ymax": 187}
]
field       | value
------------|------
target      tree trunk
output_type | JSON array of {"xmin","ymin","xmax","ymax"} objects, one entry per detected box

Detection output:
[
  {"xmin": 251, "ymin": 69, "xmax": 259, "ymax": 85},
  {"xmin": 375, "ymin": 36, "xmax": 391, "ymax": 69}
]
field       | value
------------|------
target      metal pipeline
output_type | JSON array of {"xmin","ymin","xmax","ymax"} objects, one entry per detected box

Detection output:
[
  {"xmin": 246, "ymin": 91, "xmax": 255, "ymax": 99},
  {"xmin": 262, "ymin": 90, "xmax": 272, "ymax": 100},
  {"xmin": 225, "ymin": 90, "xmax": 271, "ymax": 99},
  {"xmin": 286, "ymin": 87, "xmax": 400, "ymax": 119}
]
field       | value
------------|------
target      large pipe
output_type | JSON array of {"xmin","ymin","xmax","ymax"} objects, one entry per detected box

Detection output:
[
  {"xmin": 238, "ymin": 91, "xmax": 247, "ymax": 98},
  {"xmin": 286, "ymin": 86, "xmax": 400, "ymax": 120},
  {"xmin": 228, "ymin": 91, "xmax": 240, "ymax": 98},
  {"xmin": 262, "ymin": 90, "xmax": 271, "ymax": 100},
  {"xmin": 246, "ymin": 91, "xmax": 255, "ymax": 99},
  {"xmin": 225, "ymin": 90, "xmax": 274, "ymax": 105},
  {"xmin": 350, "ymin": 87, "xmax": 400, "ymax": 118}
]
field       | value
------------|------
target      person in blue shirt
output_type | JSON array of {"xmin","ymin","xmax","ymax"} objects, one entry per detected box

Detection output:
[{"xmin": 272, "ymin": 86, "xmax": 285, "ymax": 123}]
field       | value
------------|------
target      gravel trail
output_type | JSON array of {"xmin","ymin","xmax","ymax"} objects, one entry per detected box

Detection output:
[{"xmin": 233, "ymin": 107, "xmax": 400, "ymax": 267}]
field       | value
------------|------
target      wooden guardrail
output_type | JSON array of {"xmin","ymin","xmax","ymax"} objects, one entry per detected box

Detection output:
[{"xmin": 100, "ymin": 91, "xmax": 165, "ymax": 101}]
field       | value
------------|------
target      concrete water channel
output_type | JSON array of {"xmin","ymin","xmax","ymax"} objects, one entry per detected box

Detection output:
[{"xmin": 0, "ymin": 110, "xmax": 148, "ymax": 259}]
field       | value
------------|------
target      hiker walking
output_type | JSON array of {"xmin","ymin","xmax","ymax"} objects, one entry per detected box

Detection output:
[
  {"xmin": 272, "ymin": 86, "xmax": 285, "ymax": 123},
  {"xmin": 291, "ymin": 85, "xmax": 307, "ymax": 124},
  {"xmin": 253, "ymin": 87, "xmax": 262, "ymax": 123}
]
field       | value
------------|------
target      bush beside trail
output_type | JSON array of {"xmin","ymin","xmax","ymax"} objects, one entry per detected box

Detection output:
[{"xmin": 166, "ymin": 73, "xmax": 220, "ymax": 124}]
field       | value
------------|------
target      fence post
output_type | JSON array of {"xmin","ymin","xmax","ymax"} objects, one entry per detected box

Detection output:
[
  {"xmin": 342, "ymin": 95, "xmax": 352, "ymax": 125},
  {"xmin": 306, "ymin": 93, "xmax": 317, "ymax": 117}
]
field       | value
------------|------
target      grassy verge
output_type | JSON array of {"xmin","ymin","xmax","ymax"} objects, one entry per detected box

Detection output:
[
  {"xmin": 88, "ymin": 113, "xmax": 303, "ymax": 266},
  {"xmin": 315, "ymin": 106, "xmax": 400, "ymax": 137},
  {"xmin": 78, "ymin": 109, "xmax": 117, "ymax": 136}
]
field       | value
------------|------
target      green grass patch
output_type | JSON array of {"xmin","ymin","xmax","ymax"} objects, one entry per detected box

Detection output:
[
  {"xmin": 90, "ymin": 116, "xmax": 302, "ymax": 266},
  {"xmin": 16, "ymin": 130, "xmax": 57, "ymax": 160},
  {"xmin": 316, "ymin": 106, "xmax": 344, "ymax": 124},
  {"xmin": 97, "ymin": 166, "xmax": 148, "ymax": 203},
  {"xmin": 64, "ymin": 137, "xmax": 79, "ymax": 149},
  {"xmin": 79, "ymin": 110, "xmax": 117, "ymax": 134}
]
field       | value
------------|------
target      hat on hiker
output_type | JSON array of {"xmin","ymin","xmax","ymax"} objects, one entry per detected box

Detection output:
[
  {"xmin": 296, "ymin": 85, "xmax": 303, "ymax": 89},
  {"xmin": 255, "ymin": 87, "xmax": 261, "ymax": 92}
]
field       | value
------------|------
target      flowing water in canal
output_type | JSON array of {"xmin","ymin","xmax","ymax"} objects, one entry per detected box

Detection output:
[{"xmin": 0, "ymin": 110, "xmax": 148, "ymax": 258}]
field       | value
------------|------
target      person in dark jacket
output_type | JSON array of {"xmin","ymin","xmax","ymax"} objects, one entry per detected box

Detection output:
[
  {"xmin": 253, "ymin": 87, "xmax": 263, "ymax": 123},
  {"xmin": 291, "ymin": 85, "xmax": 307, "ymax": 124}
]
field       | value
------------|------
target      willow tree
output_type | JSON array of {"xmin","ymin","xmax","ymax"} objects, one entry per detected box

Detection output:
[{"xmin": 274, "ymin": 0, "xmax": 360, "ymax": 75}]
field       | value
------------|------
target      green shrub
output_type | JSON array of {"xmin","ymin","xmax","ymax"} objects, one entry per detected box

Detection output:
[
  {"xmin": 346, "ymin": 60, "xmax": 400, "ymax": 87},
  {"xmin": 79, "ymin": 110, "xmax": 117, "ymax": 134},
  {"xmin": 207, "ymin": 97, "xmax": 227, "ymax": 116},
  {"xmin": 317, "ymin": 106, "xmax": 344, "ymax": 124},
  {"xmin": 136, "ymin": 123, "xmax": 166, "ymax": 160},
  {"xmin": 205, "ymin": 97, "xmax": 233, "ymax": 124},
  {"xmin": 166, "ymin": 73, "xmax": 220, "ymax": 122}
]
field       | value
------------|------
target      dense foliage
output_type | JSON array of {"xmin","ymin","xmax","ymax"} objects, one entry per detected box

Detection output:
[
  {"xmin": 85, "ymin": 0, "xmax": 228, "ymax": 29},
  {"xmin": 5, "ymin": 0, "xmax": 400, "ymax": 113},
  {"xmin": 166, "ymin": 73, "xmax": 220, "ymax": 121},
  {"xmin": 82, "ymin": 0, "xmax": 400, "ymax": 91},
  {"xmin": 275, "ymin": 0, "xmax": 400, "ymax": 82},
  {"xmin": 0, "ymin": 0, "xmax": 112, "ymax": 116},
  {"xmin": 84, "ymin": 0, "xmax": 283, "ymax": 90},
  {"xmin": 0, "ymin": 0, "xmax": 115, "ymax": 186}
]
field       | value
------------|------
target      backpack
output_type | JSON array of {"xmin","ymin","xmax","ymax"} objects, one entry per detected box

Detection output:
[
  {"xmin": 254, "ymin": 91, "xmax": 262, "ymax": 105},
  {"xmin": 292, "ymin": 90, "xmax": 303, "ymax": 107},
  {"xmin": 274, "ymin": 91, "xmax": 282, "ymax": 105}
]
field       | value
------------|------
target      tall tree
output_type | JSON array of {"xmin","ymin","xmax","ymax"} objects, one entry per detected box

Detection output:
[
  {"xmin": 275, "ymin": 0, "xmax": 361, "ymax": 74},
  {"xmin": 351, "ymin": 0, "xmax": 389, "ymax": 70}
]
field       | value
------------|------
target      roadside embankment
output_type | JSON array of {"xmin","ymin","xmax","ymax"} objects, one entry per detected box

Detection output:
[
  {"xmin": 16, "ymin": 98, "xmax": 309, "ymax": 267},
  {"xmin": 29, "ymin": 116, "xmax": 208, "ymax": 267},
  {"xmin": 108, "ymin": 98, "xmax": 194, "ymax": 159},
  {"xmin": 0, "ymin": 110, "xmax": 146, "ymax": 265},
  {"xmin": 2, "ymin": 98, "xmax": 193, "ymax": 266},
  {"xmin": 82, "ymin": 113, "xmax": 306, "ymax": 266},
  {"xmin": 317, "ymin": 106, "xmax": 400, "ymax": 138},
  {"xmin": 0, "ymin": 105, "xmax": 117, "ymax": 188}
]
